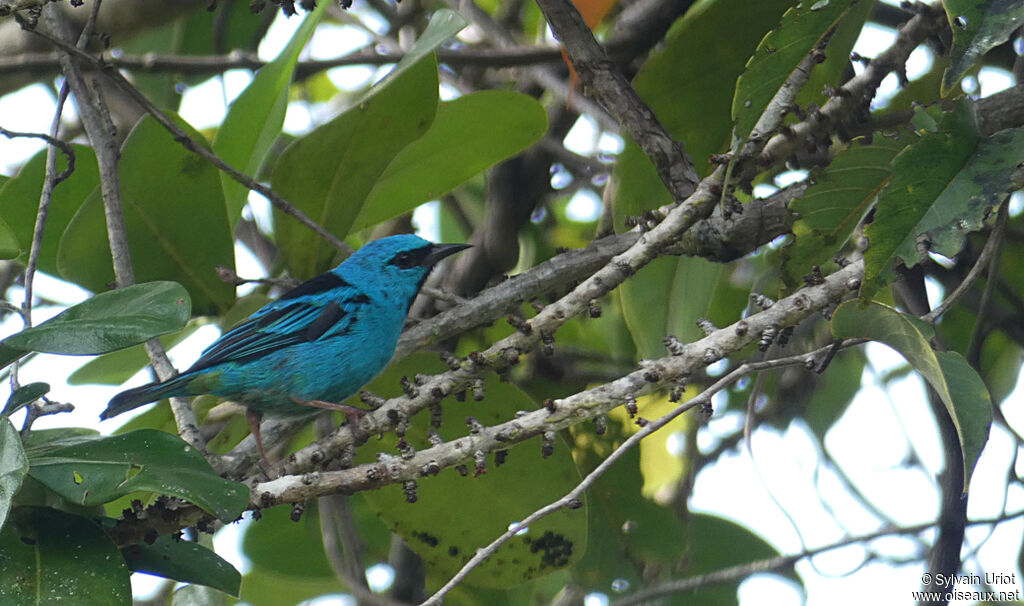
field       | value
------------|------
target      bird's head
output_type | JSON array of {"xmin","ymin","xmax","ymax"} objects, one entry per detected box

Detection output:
[{"xmin": 339, "ymin": 234, "xmax": 470, "ymax": 299}]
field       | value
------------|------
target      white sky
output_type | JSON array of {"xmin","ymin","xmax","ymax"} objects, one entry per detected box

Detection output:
[{"xmin": 0, "ymin": 5, "xmax": 1022, "ymax": 606}]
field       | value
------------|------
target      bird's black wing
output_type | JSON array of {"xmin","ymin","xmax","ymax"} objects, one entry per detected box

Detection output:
[{"xmin": 185, "ymin": 276, "xmax": 369, "ymax": 373}]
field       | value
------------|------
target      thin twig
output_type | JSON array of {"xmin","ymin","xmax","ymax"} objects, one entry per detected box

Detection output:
[
  {"xmin": 0, "ymin": 125, "xmax": 74, "ymax": 183},
  {"xmin": 534, "ymin": 0, "xmax": 699, "ymax": 202},
  {"xmin": 0, "ymin": 44, "xmax": 613, "ymax": 76},
  {"xmin": 966, "ymin": 201, "xmax": 1010, "ymax": 364},
  {"xmin": 923, "ymin": 200, "xmax": 1010, "ymax": 324},
  {"xmin": 15, "ymin": 74, "xmax": 73, "ymax": 432}
]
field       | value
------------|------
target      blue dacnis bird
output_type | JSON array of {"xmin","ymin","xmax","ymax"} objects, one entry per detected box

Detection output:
[{"xmin": 103, "ymin": 234, "xmax": 469, "ymax": 459}]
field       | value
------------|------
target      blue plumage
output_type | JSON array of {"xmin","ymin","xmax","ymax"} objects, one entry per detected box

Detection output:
[{"xmin": 104, "ymin": 235, "xmax": 468, "ymax": 452}]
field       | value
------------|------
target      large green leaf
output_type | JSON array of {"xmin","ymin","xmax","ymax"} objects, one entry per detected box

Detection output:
[
  {"xmin": 240, "ymin": 500, "xmax": 353, "ymax": 604},
  {"xmin": 271, "ymin": 56, "xmax": 439, "ymax": 278},
  {"xmin": 781, "ymin": 132, "xmax": 914, "ymax": 286},
  {"xmin": 0, "ymin": 144, "xmax": 99, "ymax": 271},
  {"xmin": 27, "ymin": 429, "xmax": 248, "ymax": 521},
  {"xmin": 731, "ymin": 0, "xmax": 859, "ymax": 149},
  {"xmin": 68, "ymin": 321, "xmax": 202, "ymax": 385},
  {"xmin": 861, "ymin": 101, "xmax": 980, "ymax": 298},
  {"xmin": 271, "ymin": 9, "xmax": 466, "ymax": 279},
  {"xmin": 57, "ymin": 115, "xmax": 235, "ymax": 315},
  {"xmin": 214, "ymin": 0, "xmax": 328, "ymax": 226},
  {"xmin": 612, "ymin": 0, "xmax": 793, "ymax": 221},
  {"xmin": 941, "ymin": 0, "xmax": 1024, "ymax": 95},
  {"xmin": 0, "ymin": 418, "xmax": 27, "ymax": 530},
  {"xmin": 122, "ymin": 533, "xmax": 241, "ymax": 596},
  {"xmin": 357, "ymin": 354, "xmax": 586, "ymax": 588},
  {"xmin": 351, "ymin": 91, "xmax": 547, "ymax": 232},
  {"xmin": 831, "ymin": 301, "xmax": 992, "ymax": 491},
  {"xmin": 3, "ymin": 281, "xmax": 191, "ymax": 356},
  {"xmin": 0, "ymin": 507, "xmax": 131, "ymax": 605}
]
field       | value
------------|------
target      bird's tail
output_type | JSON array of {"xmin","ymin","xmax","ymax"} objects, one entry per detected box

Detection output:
[{"xmin": 101, "ymin": 375, "xmax": 190, "ymax": 420}]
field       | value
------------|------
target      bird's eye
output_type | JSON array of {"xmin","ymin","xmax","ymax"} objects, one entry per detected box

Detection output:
[{"xmin": 394, "ymin": 251, "xmax": 414, "ymax": 268}]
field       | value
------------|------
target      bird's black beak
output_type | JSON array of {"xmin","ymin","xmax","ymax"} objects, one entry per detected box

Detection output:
[{"xmin": 421, "ymin": 243, "xmax": 471, "ymax": 267}]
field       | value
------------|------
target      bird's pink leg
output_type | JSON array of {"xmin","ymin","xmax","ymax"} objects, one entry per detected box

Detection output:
[{"xmin": 245, "ymin": 409, "xmax": 272, "ymax": 472}]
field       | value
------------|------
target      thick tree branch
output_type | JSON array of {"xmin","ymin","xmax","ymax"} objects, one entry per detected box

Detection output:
[{"xmin": 535, "ymin": 0, "xmax": 699, "ymax": 201}]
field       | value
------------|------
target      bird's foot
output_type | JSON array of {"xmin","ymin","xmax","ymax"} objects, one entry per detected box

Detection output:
[{"xmin": 290, "ymin": 396, "xmax": 368, "ymax": 427}]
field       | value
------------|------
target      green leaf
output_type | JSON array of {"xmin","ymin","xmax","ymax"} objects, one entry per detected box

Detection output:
[
  {"xmin": 358, "ymin": 355, "xmax": 586, "ymax": 588},
  {"xmin": 0, "ymin": 507, "xmax": 131, "ymax": 605},
  {"xmin": 935, "ymin": 350, "xmax": 993, "ymax": 483},
  {"xmin": 941, "ymin": 0, "xmax": 1024, "ymax": 95},
  {"xmin": 3, "ymin": 281, "xmax": 191, "ymax": 355},
  {"xmin": 352, "ymin": 91, "xmax": 547, "ymax": 232},
  {"xmin": 731, "ymin": 0, "xmax": 858, "ymax": 149},
  {"xmin": 27, "ymin": 429, "xmax": 248, "ymax": 521},
  {"xmin": 272, "ymin": 55, "xmax": 439, "ymax": 278},
  {"xmin": 359, "ymin": 8, "xmax": 467, "ymax": 101},
  {"xmin": 862, "ymin": 101, "xmax": 980, "ymax": 298},
  {"xmin": 891, "ymin": 125, "xmax": 1024, "ymax": 261},
  {"xmin": 68, "ymin": 322, "xmax": 202, "ymax": 385},
  {"xmin": 214, "ymin": 0, "xmax": 328, "ymax": 226},
  {"xmin": 0, "ymin": 418, "xmax": 28, "ymax": 530},
  {"xmin": 2, "ymin": 382, "xmax": 49, "ymax": 418},
  {"xmin": 612, "ymin": 0, "xmax": 793, "ymax": 221},
  {"xmin": 831, "ymin": 301, "xmax": 992, "ymax": 490},
  {"xmin": 0, "ymin": 144, "xmax": 99, "ymax": 273},
  {"xmin": 57, "ymin": 115, "xmax": 235, "ymax": 315},
  {"xmin": 122, "ymin": 534, "xmax": 241, "ymax": 596},
  {"xmin": 242, "ymin": 499, "xmax": 335, "ymax": 579},
  {"xmin": 680, "ymin": 514, "xmax": 797, "ymax": 604},
  {"xmin": 271, "ymin": 8, "xmax": 465, "ymax": 278},
  {"xmin": 240, "ymin": 500, "xmax": 357, "ymax": 604},
  {"xmin": 0, "ymin": 344, "xmax": 26, "ymax": 371},
  {"xmin": 781, "ymin": 132, "xmax": 914, "ymax": 286}
]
